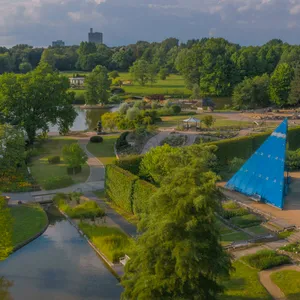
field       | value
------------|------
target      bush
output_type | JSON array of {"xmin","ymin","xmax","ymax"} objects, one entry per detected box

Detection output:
[
  {"xmin": 229, "ymin": 157, "xmax": 245, "ymax": 173},
  {"xmin": 241, "ymin": 250, "xmax": 290, "ymax": 270},
  {"xmin": 43, "ymin": 176, "xmax": 74, "ymax": 190},
  {"xmin": 171, "ymin": 105, "xmax": 181, "ymax": 115},
  {"xmin": 48, "ymin": 156, "xmax": 61, "ymax": 164},
  {"xmin": 66, "ymin": 201, "xmax": 105, "ymax": 219},
  {"xmin": 280, "ymin": 242, "xmax": 300, "ymax": 253},
  {"xmin": 230, "ymin": 214, "xmax": 262, "ymax": 228},
  {"xmin": 115, "ymin": 132, "xmax": 130, "ymax": 151},
  {"xmin": 221, "ymin": 208, "xmax": 249, "ymax": 220},
  {"xmin": 160, "ymin": 135, "xmax": 187, "ymax": 147},
  {"xmin": 222, "ymin": 200, "xmax": 240, "ymax": 210},
  {"xmin": 286, "ymin": 150, "xmax": 300, "ymax": 171},
  {"xmin": 133, "ymin": 179, "xmax": 157, "ymax": 215},
  {"xmin": 115, "ymin": 155, "xmax": 144, "ymax": 175},
  {"xmin": 90, "ymin": 136, "xmax": 103, "ymax": 143},
  {"xmin": 105, "ymin": 165, "xmax": 138, "ymax": 213}
]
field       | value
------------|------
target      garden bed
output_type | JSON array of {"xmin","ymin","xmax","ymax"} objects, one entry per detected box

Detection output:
[{"xmin": 160, "ymin": 134, "xmax": 187, "ymax": 147}]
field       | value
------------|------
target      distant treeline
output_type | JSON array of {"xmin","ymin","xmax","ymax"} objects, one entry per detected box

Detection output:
[{"xmin": 1, "ymin": 38, "xmax": 300, "ymax": 98}]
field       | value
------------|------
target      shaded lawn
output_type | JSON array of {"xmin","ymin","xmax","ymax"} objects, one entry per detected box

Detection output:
[
  {"xmin": 270, "ymin": 270, "xmax": 300, "ymax": 300},
  {"xmin": 11, "ymin": 205, "xmax": 48, "ymax": 247},
  {"xmin": 245, "ymin": 225, "xmax": 271, "ymax": 236},
  {"xmin": 86, "ymin": 134, "xmax": 119, "ymax": 165},
  {"xmin": 221, "ymin": 231, "xmax": 250, "ymax": 246},
  {"xmin": 30, "ymin": 137, "xmax": 90, "ymax": 189},
  {"xmin": 220, "ymin": 261, "xmax": 272, "ymax": 300}
]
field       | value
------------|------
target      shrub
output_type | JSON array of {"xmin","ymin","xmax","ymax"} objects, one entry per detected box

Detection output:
[
  {"xmin": 222, "ymin": 200, "xmax": 240, "ymax": 210},
  {"xmin": 43, "ymin": 176, "xmax": 74, "ymax": 190},
  {"xmin": 171, "ymin": 105, "xmax": 181, "ymax": 115},
  {"xmin": 221, "ymin": 208, "xmax": 249, "ymax": 220},
  {"xmin": 230, "ymin": 214, "xmax": 262, "ymax": 228},
  {"xmin": 90, "ymin": 136, "xmax": 103, "ymax": 143},
  {"xmin": 241, "ymin": 250, "xmax": 290, "ymax": 270},
  {"xmin": 115, "ymin": 155, "xmax": 144, "ymax": 175},
  {"xmin": 280, "ymin": 242, "xmax": 300, "ymax": 253},
  {"xmin": 115, "ymin": 132, "xmax": 130, "ymax": 151},
  {"xmin": 229, "ymin": 157, "xmax": 245, "ymax": 172},
  {"xmin": 286, "ymin": 150, "xmax": 300, "ymax": 171},
  {"xmin": 66, "ymin": 201, "xmax": 105, "ymax": 219},
  {"xmin": 105, "ymin": 165, "xmax": 138, "ymax": 213},
  {"xmin": 160, "ymin": 135, "xmax": 187, "ymax": 147},
  {"xmin": 48, "ymin": 156, "xmax": 61, "ymax": 164},
  {"xmin": 25, "ymin": 148, "xmax": 40, "ymax": 163}
]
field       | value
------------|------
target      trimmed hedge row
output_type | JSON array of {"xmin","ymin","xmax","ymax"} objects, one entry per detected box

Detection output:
[
  {"xmin": 105, "ymin": 165, "xmax": 138, "ymax": 213},
  {"xmin": 133, "ymin": 179, "xmax": 157, "ymax": 215},
  {"xmin": 105, "ymin": 164, "xmax": 157, "ymax": 215},
  {"xmin": 115, "ymin": 154, "xmax": 144, "ymax": 175},
  {"xmin": 208, "ymin": 126, "xmax": 300, "ymax": 165}
]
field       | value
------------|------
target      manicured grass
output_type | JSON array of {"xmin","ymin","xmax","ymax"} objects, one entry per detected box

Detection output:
[
  {"xmin": 30, "ymin": 137, "xmax": 90, "ymax": 190},
  {"xmin": 278, "ymin": 230, "xmax": 295, "ymax": 239},
  {"xmin": 221, "ymin": 231, "xmax": 250, "ymax": 246},
  {"xmin": 11, "ymin": 205, "xmax": 48, "ymax": 247},
  {"xmin": 79, "ymin": 223, "xmax": 134, "ymax": 263},
  {"xmin": 270, "ymin": 270, "xmax": 300, "ymax": 300},
  {"xmin": 230, "ymin": 214, "xmax": 262, "ymax": 228},
  {"xmin": 86, "ymin": 134, "xmax": 119, "ymax": 165},
  {"xmin": 246, "ymin": 225, "xmax": 271, "ymax": 236},
  {"xmin": 241, "ymin": 250, "xmax": 290, "ymax": 271},
  {"xmin": 220, "ymin": 260, "xmax": 272, "ymax": 300}
]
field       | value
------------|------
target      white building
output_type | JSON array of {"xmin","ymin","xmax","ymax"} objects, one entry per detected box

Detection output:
[{"xmin": 69, "ymin": 77, "xmax": 85, "ymax": 87}]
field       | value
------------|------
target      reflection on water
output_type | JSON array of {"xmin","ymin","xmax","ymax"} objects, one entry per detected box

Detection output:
[
  {"xmin": 0, "ymin": 206, "xmax": 122, "ymax": 300},
  {"xmin": 0, "ymin": 277, "xmax": 13, "ymax": 300},
  {"xmin": 49, "ymin": 107, "xmax": 111, "ymax": 132}
]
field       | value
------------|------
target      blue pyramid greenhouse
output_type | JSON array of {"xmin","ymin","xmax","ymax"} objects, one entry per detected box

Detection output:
[{"xmin": 226, "ymin": 118, "xmax": 288, "ymax": 209}]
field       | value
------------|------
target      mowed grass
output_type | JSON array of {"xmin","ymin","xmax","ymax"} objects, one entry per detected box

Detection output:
[
  {"xmin": 220, "ymin": 261, "xmax": 272, "ymax": 300},
  {"xmin": 30, "ymin": 138, "xmax": 90, "ymax": 189},
  {"xmin": 86, "ymin": 134, "xmax": 119, "ymax": 165},
  {"xmin": 270, "ymin": 270, "xmax": 300, "ymax": 300},
  {"xmin": 11, "ymin": 205, "xmax": 48, "ymax": 247},
  {"xmin": 221, "ymin": 231, "xmax": 250, "ymax": 246}
]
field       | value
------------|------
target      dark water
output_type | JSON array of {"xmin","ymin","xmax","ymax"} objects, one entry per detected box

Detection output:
[
  {"xmin": 49, "ymin": 107, "xmax": 111, "ymax": 132},
  {"xmin": 0, "ymin": 207, "xmax": 122, "ymax": 300}
]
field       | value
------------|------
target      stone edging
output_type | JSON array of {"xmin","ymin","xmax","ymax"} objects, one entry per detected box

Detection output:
[
  {"xmin": 57, "ymin": 207, "xmax": 123, "ymax": 280},
  {"xmin": 13, "ymin": 207, "xmax": 49, "ymax": 253}
]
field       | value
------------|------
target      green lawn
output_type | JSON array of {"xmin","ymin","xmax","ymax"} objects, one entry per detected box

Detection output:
[
  {"xmin": 220, "ymin": 261, "xmax": 272, "ymax": 300},
  {"xmin": 11, "ymin": 205, "xmax": 48, "ymax": 247},
  {"xmin": 271, "ymin": 270, "xmax": 300, "ymax": 300},
  {"xmin": 30, "ymin": 137, "xmax": 90, "ymax": 189},
  {"xmin": 221, "ymin": 231, "xmax": 250, "ymax": 246},
  {"xmin": 86, "ymin": 134, "xmax": 119, "ymax": 165},
  {"xmin": 245, "ymin": 225, "xmax": 271, "ymax": 236}
]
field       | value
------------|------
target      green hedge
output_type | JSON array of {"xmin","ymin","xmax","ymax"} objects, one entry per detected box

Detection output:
[
  {"xmin": 133, "ymin": 179, "xmax": 157, "ymax": 215},
  {"xmin": 115, "ymin": 155, "xmax": 144, "ymax": 175},
  {"xmin": 208, "ymin": 126, "xmax": 300, "ymax": 165},
  {"xmin": 105, "ymin": 165, "xmax": 138, "ymax": 214}
]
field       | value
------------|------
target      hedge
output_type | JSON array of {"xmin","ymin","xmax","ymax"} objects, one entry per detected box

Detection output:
[
  {"xmin": 133, "ymin": 179, "xmax": 157, "ymax": 215},
  {"xmin": 115, "ymin": 155, "xmax": 144, "ymax": 175},
  {"xmin": 208, "ymin": 126, "xmax": 300, "ymax": 165},
  {"xmin": 115, "ymin": 131, "xmax": 130, "ymax": 152},
  {"xmin": 105, "ymin": 165, "xmax": 138, "ymax": 214}
]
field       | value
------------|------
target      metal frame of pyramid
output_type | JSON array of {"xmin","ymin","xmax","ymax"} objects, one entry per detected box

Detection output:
[{"xmin": 225, "ymin": 118, "xmax": 288, "ymax": 209}]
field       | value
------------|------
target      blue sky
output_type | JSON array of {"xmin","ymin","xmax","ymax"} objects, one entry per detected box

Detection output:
[{"xmin": 1, "ymin": 0, "xmax": 300, "ymax": 47}]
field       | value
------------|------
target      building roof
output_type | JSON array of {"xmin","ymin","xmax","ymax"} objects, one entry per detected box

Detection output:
[
  {"xmin": 226, "ymin": 118, "xmax": 288, "ymax": 209},
  {"xmin": 182, "ymin": 117, "xmax": 201, "ymax": 123}
]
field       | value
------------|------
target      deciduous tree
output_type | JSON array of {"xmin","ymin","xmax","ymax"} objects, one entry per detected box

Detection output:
[{"xmin": 62, "ymin": 143, "xmax": 88, "ymax": 173}]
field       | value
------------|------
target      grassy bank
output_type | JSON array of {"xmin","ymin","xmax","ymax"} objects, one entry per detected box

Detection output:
[
  {"xmin": 86, "ymin": 134, "xmax": 119, "ymax": 165},
  {"xmin": 30, "ymin": 137, "xmax": 89, "ymax": 190},
  {"xmin": 11, "ymin": 205, "xmax": 48, "ymax": 247}
]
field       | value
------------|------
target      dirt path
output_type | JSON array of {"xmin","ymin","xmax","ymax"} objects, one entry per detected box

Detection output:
[{"xmin": 259, "ymin": 265, "xmax": 300, "ymax": 300}]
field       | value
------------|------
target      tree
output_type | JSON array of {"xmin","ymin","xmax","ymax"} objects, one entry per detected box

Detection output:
[
  {"xmin": 148, "ymin": 64, "xmax": 157, "ymax": 86},
  {"xmin": 101, "ymin": 112, "xmax": 119, "ymax": 131},
  {"xmin": 0, "ymin": 197, "xmax": 13, "ymax": 261},
  {"xmin": 119, "ymin": 102, "xmax": 130, "ymax": 115},
  {"xmin": 270, "ymin": 63, "xmax": 294, "ymax": 106},
  {"xmin": 62, "ymin": 143, "xmax": 88, "ymax": 174},
  {"xmin": 158, "ymin": 67, "xmax": 168, "ymax": 80},
  {"xmin": 232, "ymin": 74, "xmax": 270, "ymax": 109},
  {"xmin": 171, "ymin": 105, "xmax": 181, "ymax": 115},
  {"xmin": 288, "ymin": 64, "xmax": 300, "ymax": 105},
  {"xmin": 0, "ymin": 63, "xmax": 77, "ymax": 144},
  {"xmin": 85, "ymin": 65, "xmax": 112, "ymax": 105},
  {"xmin": 126, "ymin": 107, "xmax": 140, "ymax": 121},
  {"xmin": 19, "ymin": 62, "xmax": 32, "ymax": 73},
  {"xmin": 129, "ymin": 59, "xmax": 150, "ymax": 86},
  {"xmin": 202, "ymin": 115, "xmax": 215, "ymax": 128},
  {"xmin": 108, "ymin": 70, "xmax": 119, "ymax": 79},
  {"xmin": 191, "ymin": 83, "xmax": 201, "ymax": 99},
  {"xmin": 122, "ymin": 151, "xmax": 231, "ymax": 299}
]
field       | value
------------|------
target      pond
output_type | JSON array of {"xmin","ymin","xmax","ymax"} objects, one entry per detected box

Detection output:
[
  {"xmin": 0, "ymin": 206, "xmax": 123, "ymax": 300},
  {"xmin": 49, "ymin": 107, "xmax": 116, "ymax": 133}
]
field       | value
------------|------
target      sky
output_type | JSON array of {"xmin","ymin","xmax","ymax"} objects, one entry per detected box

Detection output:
[{"xmin": 1, "ymin": 0, "xmax": 300, "ymax": 47}]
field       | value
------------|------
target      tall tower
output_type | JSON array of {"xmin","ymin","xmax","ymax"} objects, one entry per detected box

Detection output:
[{"xmin": 88, "ymin": 28, "xmax": 103, "ymax": 44}]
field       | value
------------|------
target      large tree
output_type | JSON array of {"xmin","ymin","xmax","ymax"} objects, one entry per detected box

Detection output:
[
  {"xmin": 85, "ymin": 65, "xmax": 112, "ymax": 105},
  {"xmin": 288, "ymin": 64, "xmax": 300, "ymax": 105},
  {"xmin": 129, "ymin": 59, "xmax": 151, "ymax": 86},
  {"xmin": 270, "ymin": 63, "xmax": 294, "ymax": 106},
  {"xmin": 0, "ymin": 63, "xmax": 77, "ymax": 144},
  {"xmin": 122, "ymin": 156, "xmax": 231, "ymax": 299}
]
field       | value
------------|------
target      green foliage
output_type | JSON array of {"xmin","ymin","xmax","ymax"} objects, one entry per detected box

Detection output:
[
  {"xmin": 286, "ymin": 150, "xmax": 300, "ymax": 171},
  {"xmin": 132, "ymin": 179, "xmax": 157, "ymax": 215},
  {"xmin": 241, "ymin": 250, "xmax": 290, "ymax": 270},
  {"xmin": 108, "ymin": 70, "xmax": 119, "ymax": 79},
  {"xmin": 115, "ymin": 132, "xmax": 130, "ymax": 152},
  {"xmin": 202, "ymin": 115, "xmax": 216, "ymax": 128},
  {"xmin": 48, "ymin": 156, "xmax": 61, "ymax": 164},
  {"xmin": 228, "ymin": 157, "xmax": 245, "ymax": 172},
  {"xmin": 158, "ymin": 67, "xmax": 168, "ymax": 80},
  {"xmin": 230, "ymin": 214, "xmax": 262, "ymax": 228},
  {"xmin": 119, "ymin": 102, "xmax": 130, "ymax": 115},
  {"xmin": 105, "ymin": 165, "xmax": 138, "ymax": 213},
  {"xmin": 171, "ymin": 105, "xmax": 181, "ymax": 114},
  {"xmin": 191, "ymin": 83, "xmax": 201, "ymax": 99},
  {"xmin": 221, "ymin": 207, "xmax": 249, "ymax": 220},
  {"xmin": 280, "ymin": 242, "xmax": 300, "ymax": 253},
  {"xmin": 0, "ymin": 197, "xmax": 13, "ymax": 260},
  {"xmin": 160, "ymin": 134, "xmax": 187, "ymax": 147},
  {"xmin": 90, "ymin": 136, "xmax": 103, "ymax": 143},
  {"xmin": 62, "ymin": 143, "xmax": 88, "ymax": 168},
  {"xmin": 126, "ymin": 107, "xmax": 140, "ymax": 121},
  {"xmin": 115, "ymin": 155, "xmax": 144, "ymax": 175},
  {"xmin": 79, "ymin": 223, "xmax": 135, "ymax": 263},
  {"xmin": 85, "ymin": 65, "xmax": 112, "ymax": 105},
  {"xmin": 288, "ymin": 64, "xmax": 300, "ymax": 105},
  {"xmin": 129, "ymin": 59, "xmax": 151, "ymax": 86},
  {"xmin": 19, "ymin": 62, "xmax": 32, "ymax": 74},
  {"xmin": 222, "ymin": 200, "xmax": 239, "ymax": 210},
  {"xmin": 43, "ymin": 175, "xmax": 74, "ymax": 190},
  {"xmin": 270, "ymin": 63, "xmax": 294, "ymax": 106}
]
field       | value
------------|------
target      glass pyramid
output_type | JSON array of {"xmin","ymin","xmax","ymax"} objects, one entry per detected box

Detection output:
[{"xmin": 226, "ymin": 118, "xmax": 288, "ymax": 209}]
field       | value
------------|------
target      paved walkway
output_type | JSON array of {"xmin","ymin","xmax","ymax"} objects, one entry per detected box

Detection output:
[{"xmin": 259, "ymin": 265, "xmax": 300, "ymax": 300}]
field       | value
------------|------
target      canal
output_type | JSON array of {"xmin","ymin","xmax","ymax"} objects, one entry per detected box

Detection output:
[{"xmin": 0, "ymin": 206, "xmax": 123, "ymax": 300}]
